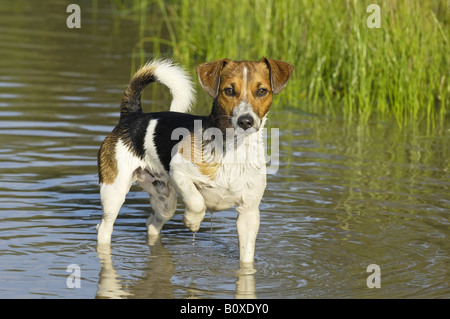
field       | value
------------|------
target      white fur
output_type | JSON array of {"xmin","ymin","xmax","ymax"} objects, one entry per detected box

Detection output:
[
  {"xmin": 169, "ymin": 127, "xmax": 267, "ymax": 264},
  {"xmin": 242, "ymin": 67, "xmax": 248, "ymax": 100},
  {"xmin": 143, "ymin": 119, "xmax": 166, "ymax": 172},
  {"xmin": 148, "ymin": 59, "xmax": 196, "ymax": 113},
  {"xmin": 231, "ymin": 101, "xmax": 261, "ymax": 130},
  {"xmin": 97, "ymin": 128, "xmax": 176, "ymax": 243},
  {"xmin": 97, "ymin": 139, "xmax": 145, "ymax": 244}
]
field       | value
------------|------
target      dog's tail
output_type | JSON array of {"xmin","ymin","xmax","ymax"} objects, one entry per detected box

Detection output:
[{"xmin": 120, "ymin": 59, "xmax": 195, "ymax": 117}]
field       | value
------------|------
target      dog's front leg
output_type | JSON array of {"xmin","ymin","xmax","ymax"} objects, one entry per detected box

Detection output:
[
  {"xmin": 170, "ymin": 169, "xmax": 206, "ymax": 233},
  {"xmin": 236, "ymin": 205, "xmax": 260, "ymax": 265}
]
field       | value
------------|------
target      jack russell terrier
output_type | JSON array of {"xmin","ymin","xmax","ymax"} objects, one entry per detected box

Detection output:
[{"xmin": 97, "ymin": 58, "xmax": 293, "ymax": 264}]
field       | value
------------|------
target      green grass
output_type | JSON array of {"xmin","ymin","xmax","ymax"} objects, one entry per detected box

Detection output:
[{"xmin": 115, "ymin": 0, "xmax": 448, "ymax": 128}]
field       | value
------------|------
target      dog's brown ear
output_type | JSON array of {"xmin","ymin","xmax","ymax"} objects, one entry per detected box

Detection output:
[
  {"xmin": 197, "ymin": 59, "xmax": 230, "ymax": 98},
  {"xmin": 261, "ymin": 58, "xmax": 293, "ymax": 94}
]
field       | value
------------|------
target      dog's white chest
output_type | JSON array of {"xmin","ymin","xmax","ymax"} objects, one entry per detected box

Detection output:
[
  {"xmin": 170, "ymin": 131, "xmax": 268, "ymax": 211},
  {"xmin": 196, "ymin": 146, "xmax": 267, "ymax": 211},
  {"xmin": 196, "ymin": 166, "xmax": 266, "ymax": 211}
]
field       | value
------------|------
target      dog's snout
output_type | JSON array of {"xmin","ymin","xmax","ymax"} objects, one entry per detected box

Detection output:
[{"xmin": 237, "ymin": 114, "xmax": 254, "ymax": 130}]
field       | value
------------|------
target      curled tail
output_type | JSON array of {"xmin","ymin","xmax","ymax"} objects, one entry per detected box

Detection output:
[{"xmin": 120, "ymin": 59, "xmax": 195, "ymax": 117}]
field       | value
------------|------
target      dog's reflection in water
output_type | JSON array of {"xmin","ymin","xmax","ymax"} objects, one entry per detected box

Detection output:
[{"xmin": 96, "ymin": 239, "xmax": 256, "ymax": 299}]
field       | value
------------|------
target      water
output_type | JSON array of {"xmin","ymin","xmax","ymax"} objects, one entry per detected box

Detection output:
[{"xmin": 0, "ymin": 2, "xmax": 449, "ymax": 299}]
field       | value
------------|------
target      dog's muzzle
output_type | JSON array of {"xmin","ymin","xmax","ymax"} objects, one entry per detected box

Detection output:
[{"xmin": 237, "ymin": 114, "xmax": 255, "ymax": 130}]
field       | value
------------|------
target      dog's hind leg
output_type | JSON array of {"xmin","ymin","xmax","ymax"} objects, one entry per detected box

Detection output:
[
  {"xmin": 97, "ymin": 174, "xmax": 133, "ymax": 244},
  {"xmin": 135, "ymin": 168, "xmax": 177, "ymax": 239},
  {"xmin": 143, "ymin": 181, "xmax": 177, "ymax": 238}
]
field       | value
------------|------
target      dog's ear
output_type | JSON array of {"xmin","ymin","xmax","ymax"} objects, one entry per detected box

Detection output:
[
  {"xmin": 197, "ymin": 59, "xmax": 230, "ymax": 98},
  {"xmin": 261, "ymin": 58, "xmax": 293, "ymax": 95}
]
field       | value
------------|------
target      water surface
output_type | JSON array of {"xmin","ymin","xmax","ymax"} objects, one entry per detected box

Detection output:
[{"xmin": 0, "ymin": 2, "xmax": 449, "ymax": 299}]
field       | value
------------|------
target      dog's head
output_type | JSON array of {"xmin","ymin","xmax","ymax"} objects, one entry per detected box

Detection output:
[{"xmin": 197, "ymin": 58, "xmax": 293, "ymax": 132}]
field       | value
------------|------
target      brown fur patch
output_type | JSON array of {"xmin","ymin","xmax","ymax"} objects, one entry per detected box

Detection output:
[
  {"xmin": 262, "ymin": 58, "xmax": 294, "ymax": 95},
  {"xmin": 98, "ymin": 130, "xmax": 119, "ymax": 185},
  {"xmin": 178, "ymin": 132, "xmax": 220, "ymax": 179},
  {"xmin": 121, "ymin": 64, "xmax": 157, "ymax": 116},
  {"xmin": 218, "ymin": 61, "xmax": 273, "ymax": 118}
]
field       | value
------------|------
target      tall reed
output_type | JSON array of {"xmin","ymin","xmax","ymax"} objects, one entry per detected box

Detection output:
[{"xmin": 123, "ymin": 0, "xmax": 448, "ymax": 127}]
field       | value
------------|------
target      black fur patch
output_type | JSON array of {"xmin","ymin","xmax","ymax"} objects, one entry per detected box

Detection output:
[
  {"xmin": 119, "ymin": 114, "xmax": 151, "ymax": 159},
  {"xmin": 152, "ymin": 112, "xmax": 207, "ymax": 171},
  {"xmin": 117, "ymin": 111, "xmax": 209, "ymax": 171}
]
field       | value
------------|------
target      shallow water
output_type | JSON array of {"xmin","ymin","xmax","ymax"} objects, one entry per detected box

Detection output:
[{"xmin": 0, "ymin": 2, "xmax": 449, "ymax": 299}]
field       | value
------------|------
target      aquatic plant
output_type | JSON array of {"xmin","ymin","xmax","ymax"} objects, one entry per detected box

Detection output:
[{"xmin": 116, "ymin": 0, "xmax": 448, "ymax": 127}]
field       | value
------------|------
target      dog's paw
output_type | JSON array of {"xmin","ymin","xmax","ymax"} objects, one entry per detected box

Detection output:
[{"xmin": 182, "ymin": 211, "xmax": 205, "ymax": 233}]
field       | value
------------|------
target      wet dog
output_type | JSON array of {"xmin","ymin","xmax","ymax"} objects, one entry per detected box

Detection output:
[{"xmin": 97, "ymin": 58, "xmax": 293, "ymax": 264}]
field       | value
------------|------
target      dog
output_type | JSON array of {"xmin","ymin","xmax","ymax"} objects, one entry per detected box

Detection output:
[{"xmin": 97, "ymin": 58, "xmax": 293, "ymax": 264}]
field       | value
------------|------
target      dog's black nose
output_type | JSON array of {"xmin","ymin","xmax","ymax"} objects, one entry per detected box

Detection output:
[{"xmin": 237, "ymin": 114, "xmax": 254, "ymax": 130}]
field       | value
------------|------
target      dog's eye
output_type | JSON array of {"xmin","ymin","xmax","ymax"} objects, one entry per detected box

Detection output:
[
  {"xmin": 256, "ymin": 88, "xmax": 268, "ymax": 97},
  {"xmin": 224, "ymin": 87, "xmax": 235, "ymax": 97}
]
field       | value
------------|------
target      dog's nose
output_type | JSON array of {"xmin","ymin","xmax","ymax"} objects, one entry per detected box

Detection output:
[{"xmin": 237, "ymin": 114, "xmax": 254, "ymax": 130}]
